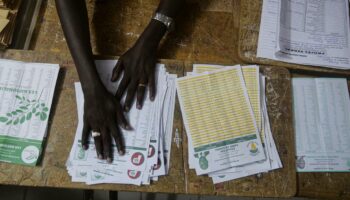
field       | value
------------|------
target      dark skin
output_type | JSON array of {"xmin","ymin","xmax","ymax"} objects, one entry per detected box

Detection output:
[{"xmin": 55, "ymin": 0, "xmax": 184, "ymax": 163}]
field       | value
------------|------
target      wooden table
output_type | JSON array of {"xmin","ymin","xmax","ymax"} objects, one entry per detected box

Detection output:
[
  {"xmin": 0, "ymin": 49, "xmax": 295, "ymax": 198},
  {"xmin": 5, "ymin": 0, "xmax": 350, "ymax": 199}
]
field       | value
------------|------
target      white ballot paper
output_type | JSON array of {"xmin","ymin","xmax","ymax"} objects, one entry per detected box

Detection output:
[
  {"xmin": 177, "ymin": 66, "xmax": 266, "ymax": 176},
  {"xmin": 67, "ymin": 60, "xmax": 177, "ymax": 185},
  {"xmin": 0, "ymin": 59, "xmax": 59, "ymax": 166},
  {"xmin": 258, "ymin": 0, "xmax": 350, "ymax": 69},
  {"xmin": 293, "ymin": 77, "xmax": 350, "ymax": 172}
]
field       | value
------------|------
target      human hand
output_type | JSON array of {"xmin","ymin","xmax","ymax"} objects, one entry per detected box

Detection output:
[
  {"xmin": 111, "ymin": 38, "xmax": 157, "ymax": 111},
  {"xmin": 111, "ymin": 20, "xmax": 168, "ymax": 111},
  {"xmin": 81, "ymin": 86, "xmax": 131, "ymax": 163}
]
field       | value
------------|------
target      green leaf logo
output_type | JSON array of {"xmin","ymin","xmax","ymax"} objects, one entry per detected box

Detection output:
[{"xmin": 0, "ymin": 95, "xmax": 50, "ymax": 126}]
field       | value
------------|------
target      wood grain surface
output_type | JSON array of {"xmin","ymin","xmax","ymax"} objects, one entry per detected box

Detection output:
[
  {"xmin": 6, "ymin": 0, "xmax": 348, "ymax": 198},
  {"xmin": 30, "ymin": 0, "xmax": 242, "ymax": 64}
]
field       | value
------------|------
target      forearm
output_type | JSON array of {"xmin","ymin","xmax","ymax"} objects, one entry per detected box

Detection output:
[{"xmin": 55, "ymin": 0, "xmax": 103, "ymax": 95}]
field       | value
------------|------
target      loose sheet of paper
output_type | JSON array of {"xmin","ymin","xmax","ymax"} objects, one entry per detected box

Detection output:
[{"xmin": 293, "ymin": 77, "xmax": 350, "ymax": 172}]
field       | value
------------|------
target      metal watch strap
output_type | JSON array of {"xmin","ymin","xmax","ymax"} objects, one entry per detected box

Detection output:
[{"xmin": 152, "ymin": 12, "xmax": 174, "ymax": 31}]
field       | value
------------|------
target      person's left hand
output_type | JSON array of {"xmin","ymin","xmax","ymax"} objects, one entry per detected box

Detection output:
[
  {"xmin": 112, "ymin": 20, "xmax": 168, "ymax": 111},
  {"xmin": 111, "ymin": 37, "xmax": 158, "ymax": 111}
]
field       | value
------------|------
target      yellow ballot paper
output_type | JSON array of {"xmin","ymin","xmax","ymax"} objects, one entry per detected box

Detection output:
[
  {"xmin": 176, "ymin": 66, "xmax": 265, "ymax": 175},
  {"xmin": 193, "ymin": 64, "xmax": 263, "ymax": 139}
]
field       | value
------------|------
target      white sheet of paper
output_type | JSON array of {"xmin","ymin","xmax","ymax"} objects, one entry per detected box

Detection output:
[
  {"xmin": 0, "ymin": 59, "xmax": 59, "ymax": 166},
  {"xmin": 258, "ymin": 0, "xmax": 350, "ymax": 69},
  {"xmin": 293, "ymin": 77, "xmax": 350, "ymax": 172}
]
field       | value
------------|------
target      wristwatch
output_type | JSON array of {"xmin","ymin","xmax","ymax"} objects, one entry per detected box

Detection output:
[{"xmin": 152, "ymin": 12, "xmax": 175, "ymax": 31}]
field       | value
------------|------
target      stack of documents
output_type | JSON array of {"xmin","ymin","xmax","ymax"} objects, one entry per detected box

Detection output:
[
  {"xmin": 67, "ymin": 60, "xmax": 177, "ymax": 185},
  {"xmin": 293, "ymin": 77, "xmax": 350, "ymax": 172},
  {"xmin": 0, "ymin": 59, "xmax": 59, "ymax": 166},
  {"xmin": 176, "ymin": 64, "xmax": 282, "ymax": 183},
  {"xmin": 257, "ymin": 0, "xmax": 350, "ymax": 69}
]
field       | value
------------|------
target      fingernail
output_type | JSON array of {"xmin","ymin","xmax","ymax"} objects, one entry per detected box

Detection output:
[
  {"xmin": 98, "ymin": 154, "xmax": 103, "ymax": 160},
  {"xmin": 125, "ymin": 125, "xmax": 132, "ymax": 130},
  {"xmin": 118, "ymin": 150, "xmax": 125, "ymax": 155},
  {"xmin": 107, "ymin": 157, "xmax": 113, "ymax": 163},
  {"xmin": 124, "ymin": 106, "xmax": 130, "ymax": 112},
  {"xmin": 136, "ymin": 103, "xmax": 142, "ymax": 110}
]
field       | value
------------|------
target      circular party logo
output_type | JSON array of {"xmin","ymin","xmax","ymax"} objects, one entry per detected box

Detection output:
[
  {"xmin": 131, "ymin": 152, "xmax": 145, "ymax": 166},
  {"xmin": 127, "ymin": 170, "xmax": 141, "ymax": 179},
  {"xmin": 247, "ymin": 142, "xmax": 259, "ymax": 156},
  {"xmin": 21, "ymin": 145, "xmax": 39, "ymax": 164}
]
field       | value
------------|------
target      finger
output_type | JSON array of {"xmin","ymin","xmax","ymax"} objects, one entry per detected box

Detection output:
[
  {"xmin": 136, "ymin": 77, "xmax": 148, "ymax": 110},
  {"xmin": 148, "ymin": 70, "xmax": 156, "ymax": 101},
  {"xmin": 116, "ymin": 107, "xmax": 132, "ymax": 130},
  {"xmin": 124, "ymin": 82, "xmax": 138, "ymax": 112},
  {"xmin": 93, "ymin": 133, "xmax": 103, "ymax": 160},
  {"xmin": 81, "ymin": 118, "xmax": 90, "ymax": 150},
  {"xmin": 102, "ymin": 127, "xmax": 113, "ymax": 163},
  {"xmin": 110, "ymin": 124, "xmax": 125, "ymax": 155},
  {"xmin": 111, "ymin": 60, "xmax": 124, "ymax": 82},
  {"xmin": 115, "ymin": 77, "xmax": 130, "ymax": 99}
]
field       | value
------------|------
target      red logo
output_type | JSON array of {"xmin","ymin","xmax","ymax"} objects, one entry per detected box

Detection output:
[
  {"xmin": 131, "ymin": 152, "xmax": 145, "ymax": 166},
  {"xmin": 127, "ymin": 170, "xmax": 141, "ymax": 179}
]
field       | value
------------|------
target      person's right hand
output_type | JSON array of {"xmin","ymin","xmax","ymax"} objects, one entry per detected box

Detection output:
[{"xmin": 81, "ymin": 86, "xmax": 131, "ymax": 163}]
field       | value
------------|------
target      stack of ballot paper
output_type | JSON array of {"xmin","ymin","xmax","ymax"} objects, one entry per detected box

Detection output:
[
  {"xmin": 176, "ymin": 64, "xmax": 282, "ymax": 184},
  {"xmin": 0, "ymin": 59, "xmax": 59, "ymax": 166},
  {"xmin": 67, "ymin": 60, "xmax": 177, "ymax": 185},
  {"xmin": 293, "ymin": 77, "xmax": 350, "ymax": 172},
  {"xmin": 257, "ymin": 0, "xmax": 350, "ymax": 69}
]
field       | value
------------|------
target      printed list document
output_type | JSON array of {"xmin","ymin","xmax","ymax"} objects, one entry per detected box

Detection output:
[
  {"xmin": 193, "ymin": 64, "xmax": 263, "ymax": 140},
  {"xmin": 190, "ymin": 64, "xmax": 282, "ymax": 183},
  {"xmin": 0, "ymin": 59, "xmax": 59, "ymax": 166},
  {"xmin": 258, "ymin": 0, "xmax": 350, "ymax": 69},
  {"xmin": 176, "ymin": 66, "xmax": 265, "ymax": 175},
  {"xmin": 293, "ymin": 78, "xmax": 350, "ymax": 172}
]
